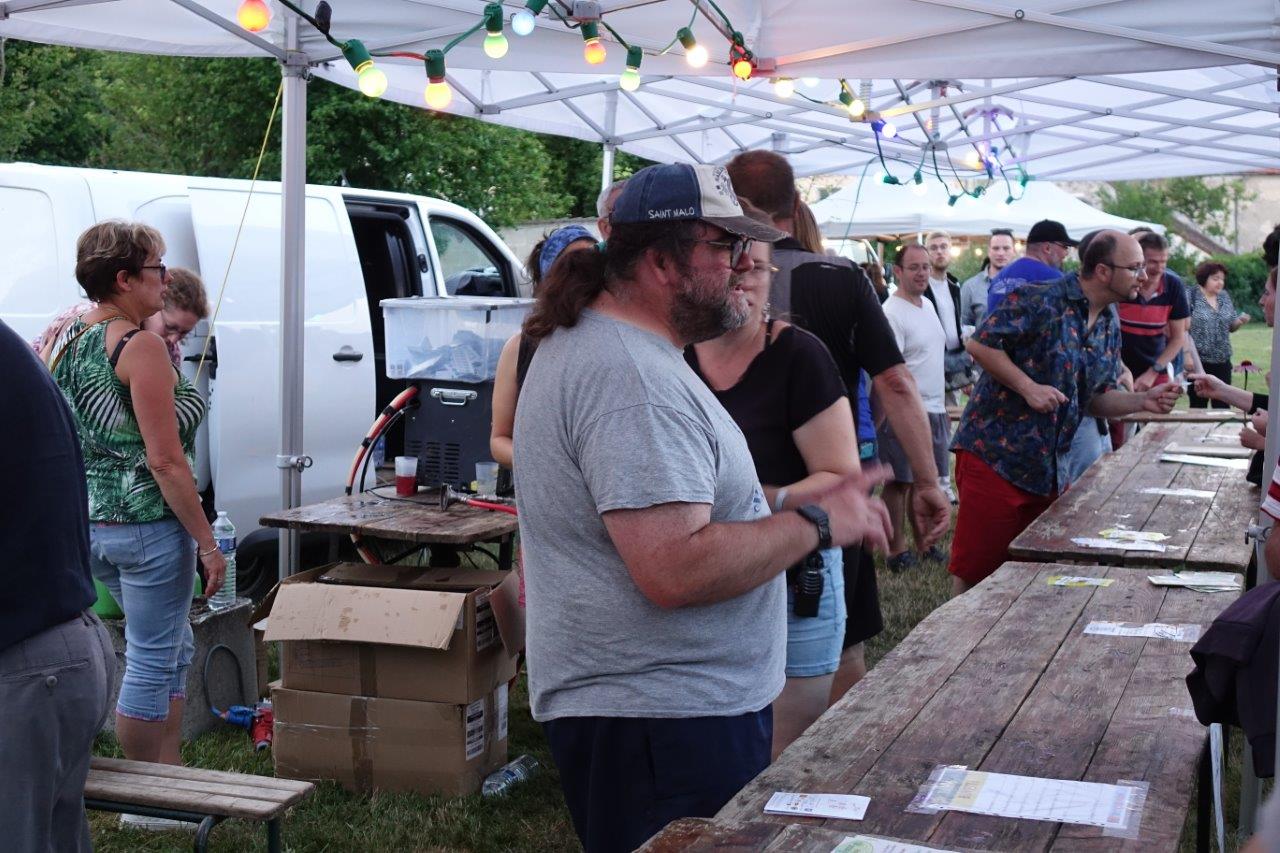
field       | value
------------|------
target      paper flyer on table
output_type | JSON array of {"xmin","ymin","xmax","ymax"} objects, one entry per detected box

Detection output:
[
  {"xmin": 1071, "ymin": 537, "xmax": 1166, "ymax": 552},
  {"xmin": 765, "ymin": 791, "xmax": 870, "ymax": 820},
  {"xmin": 1047, "ymin": 576, "xmax": 1114, "ymax": 587},
  {"xmin": 1084, "ymin": 621, "xmax": 1202, "ymax": 641},
  {"xmin": 1160, "ymin": 453, "xmax": 1250, "ymax": 470},
  {"xmin": 1140, "ymin": 487, "xmax": 1216, "ymax": 498},
  {"xmin": 830, "ymin": 836, "xmax": 955, "ymax": 853},
  {"xmin": 916, "ymin": 767, "xmax": 1139, "ymax": 830},
  {"xmin": 1099, "ymin": 528, "xmax": 1168, "ymax": 542},
  {"xmin": 1148, "ymin": 572, "xmax": 1240, "ymax": 593}
]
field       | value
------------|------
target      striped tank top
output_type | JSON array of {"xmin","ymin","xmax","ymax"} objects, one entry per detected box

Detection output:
[{"xmin": 50, "ymin": 318, "xmax": 205, "ymax": 523}]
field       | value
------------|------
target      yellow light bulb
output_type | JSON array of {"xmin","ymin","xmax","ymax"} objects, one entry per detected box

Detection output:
[
  {"xmin": 686, "ymin": 44, "xmax": 709, "ymax": 68},
  {"xmin": 846, "ymin": 98, "xmax": 865, "ymax": 117},
  {"xmin": 732, "ymin": 58, "xmax": 753, "ymax": 81},
  {"xmin": 357, "ymin": 64, "xmax": 388, "ymax": 98},
  {"xmin": 483, "ymin": 33, "xmax": 509, "ymax": 59},
  {"xmin": 425, "ymin": 81, "xmax": 453, "ymax": 110},
  {"xmin": 584, "ymin": 38, "xmax": 607, "ymax": 65},
  {"xmin": 237, "ymin": 0, "xmax": 271, "ymax": 32}
]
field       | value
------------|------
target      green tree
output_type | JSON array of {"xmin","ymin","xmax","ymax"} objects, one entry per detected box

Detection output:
[
  {"xmin": 0, "ymin": 39, "xmax": 103, "ymax": 163},
  {"xmin": 1096, "ymin": 176, "xmax": 1254, "ymax": 245}
]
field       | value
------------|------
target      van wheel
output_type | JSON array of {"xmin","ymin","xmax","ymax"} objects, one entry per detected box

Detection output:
[{"xmin": 236, "ymin": 547, "xmax": 280, "ymax": 603}]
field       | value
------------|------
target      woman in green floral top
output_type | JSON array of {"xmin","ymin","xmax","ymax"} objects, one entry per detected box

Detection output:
[{"xmin": 49, "ymin": 221, "xmax": 225, "ymax": 780}]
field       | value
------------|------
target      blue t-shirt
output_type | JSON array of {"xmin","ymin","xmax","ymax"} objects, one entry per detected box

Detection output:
[{"xmin": 986, "ymin": 257, "xmax": 1063, "ymax": 316}]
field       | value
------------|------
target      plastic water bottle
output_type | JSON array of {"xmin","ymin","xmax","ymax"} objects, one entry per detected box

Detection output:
[
  {"xmin": 209, "ymin": 512, "xmax": 237, "ymax": 609},
  {"xmin": 481, "ymin": 754, "xmax": 539, "ymax": 797}
]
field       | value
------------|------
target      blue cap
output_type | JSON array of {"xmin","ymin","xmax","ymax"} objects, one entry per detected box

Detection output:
[
  {"xmin": 539, "ymin": 225, "xmax": 595, "ymax": 279},
  {"xmin": 610, "ymin": 163, "xmax": 785, "ymax": 242}
]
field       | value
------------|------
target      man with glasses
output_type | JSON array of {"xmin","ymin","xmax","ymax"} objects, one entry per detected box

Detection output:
[
  {"xmin": 950, "ymin": 231, "xmax": 1180, "ymax": 595},
  {"xmin": 960, "ymin": 228, "xmax": 1017, "ymax": 330},
  {"xmin": 514, "ymin": 163, "xmax": 894, "ymax": 853},
  {"xmin": 986, "ymin": 219, "xmax": 1077, "ymax": 314}
]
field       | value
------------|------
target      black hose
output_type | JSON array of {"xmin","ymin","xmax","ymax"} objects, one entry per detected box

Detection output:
[{"xmin": 357, "ymin": 407, "xmax": 409, "ymax": 493}]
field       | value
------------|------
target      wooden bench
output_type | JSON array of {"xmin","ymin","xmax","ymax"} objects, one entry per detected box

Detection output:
[{"xmin": 85, "ymin": 756, "xmax": 314, "ymax": 852}]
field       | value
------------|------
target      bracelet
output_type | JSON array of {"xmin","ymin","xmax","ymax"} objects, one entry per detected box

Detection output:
[
  {"xmin": 773, "ymin": 487, "xmax": 790, "ymax": 513},
  {"xmin": 198, "ymin": 546, "xmax": 220, "ymax": 558}
]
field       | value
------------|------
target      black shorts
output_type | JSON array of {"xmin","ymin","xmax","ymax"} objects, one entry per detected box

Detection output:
[{"xmin": 842, "ymin": 545, "xmax": 884, "ymax": 647}]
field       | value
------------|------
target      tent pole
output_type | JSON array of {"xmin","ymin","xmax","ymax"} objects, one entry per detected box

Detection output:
[
  {"xmin": 601, "ymin": 89, "xmax": 618, "ymax": 192},
  {"xmin": 277, "ymin": 12, "xmax": 308, "ymax": 581}
]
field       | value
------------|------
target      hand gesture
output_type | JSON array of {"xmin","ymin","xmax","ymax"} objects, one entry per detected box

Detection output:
[
  {"xmin": 1134, "ymin": 369, "xmax": 1159, "ymax": 392},
  {"xmin": 1186, "ymin": 371, "xmax": 1228, "ymax": 401},
  {"xmin": 1251, "ymin": 408, "xmax": 1269, "ymax": 438},
  {"xmin": 910, "ymin": 482, "xmax": 952, "ymax": 550},
  {"xmin": 1241, "ymin": 424, "xmax": 1266, "ymax": 451},
  {"xmin": 815, "ymin": 467, "xmax": 894, "ymax": 554},
  {"xmin": 1021, "ymin": 382, "xmax": 1068, "ymax": 413},
  {"xmin": 1141, "ymin": 382, "xmax": 1181, "ymax": 414}
]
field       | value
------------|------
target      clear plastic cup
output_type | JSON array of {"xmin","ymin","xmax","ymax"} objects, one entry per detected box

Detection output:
[
  {"xmin": 475, "ymin": 461, "xmax": 499, "ymax": 496},
  {"xmin": 395, "ymin": 455, "xmax": 418, "ymax": 496}
]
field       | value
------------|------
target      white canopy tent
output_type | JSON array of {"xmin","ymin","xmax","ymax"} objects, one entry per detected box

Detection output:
[
  {"xmin": 5, "ymin": 0, "xmax": 1280, "ymax": 831},
  {"xmin": 810, "ymin": 178, "xmax": 1162, "ymax": 239}
]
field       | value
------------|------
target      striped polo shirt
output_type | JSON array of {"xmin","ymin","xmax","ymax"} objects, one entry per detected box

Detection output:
[{"xmin": 1117, "ymin": 271, "xmax": 1189, "ymax": 375}]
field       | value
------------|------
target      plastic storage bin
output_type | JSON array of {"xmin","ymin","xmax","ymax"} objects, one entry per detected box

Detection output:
[{"xmin": 381, "ymin": 296, "xmax": 534, "ymax": 383}]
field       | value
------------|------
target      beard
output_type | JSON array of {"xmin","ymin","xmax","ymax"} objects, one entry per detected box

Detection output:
[{"xmin": 670, "ymin": 267, "xmax": 750, "ymax": 344}]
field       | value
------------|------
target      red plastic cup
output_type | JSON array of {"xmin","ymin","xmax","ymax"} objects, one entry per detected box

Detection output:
[{"xmin": 394, "ymin": 456, "xmax": 417, "ymax": 496}]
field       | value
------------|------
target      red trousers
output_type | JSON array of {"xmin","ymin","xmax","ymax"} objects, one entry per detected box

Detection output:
[{"xmin": 948, "ymin": 451, "xmax": 1057, "ymax": 586}]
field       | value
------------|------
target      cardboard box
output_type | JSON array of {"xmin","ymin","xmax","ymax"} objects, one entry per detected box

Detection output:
[
  {"xmin": 260, "ymin": 564, "xmax": 521, "ymax": 705},
  {"xmin": 272, "ymin": 683, "xmax": 509, "ymax": 797}
]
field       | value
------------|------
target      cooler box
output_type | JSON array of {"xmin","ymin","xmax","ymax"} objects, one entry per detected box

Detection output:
[{"xmin": 380, "ymin": 296, "xmax": 533, "ymax": 383}]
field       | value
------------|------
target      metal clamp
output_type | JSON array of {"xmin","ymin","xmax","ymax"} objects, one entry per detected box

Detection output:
[
  {"xmin": 275, "ymin": 454, "xmax": 314, "ymax": 471},
  {"xmin": 430, "ymin": 388, "xmax": 478, "ymax": 407},
  {"xmin": 1247, "ymin": 523, "xmax": 1272, "ymax": 543}
]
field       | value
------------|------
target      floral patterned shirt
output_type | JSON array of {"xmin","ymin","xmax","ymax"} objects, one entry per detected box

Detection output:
[{"xmin": 953, "ymin": 272, "xmax": 1122, "ymax": 496}]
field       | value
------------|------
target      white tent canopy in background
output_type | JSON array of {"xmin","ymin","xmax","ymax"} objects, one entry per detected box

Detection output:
[{"xmin": 811, "ymin": 179, "xmax": 1162, "ymax": 240}]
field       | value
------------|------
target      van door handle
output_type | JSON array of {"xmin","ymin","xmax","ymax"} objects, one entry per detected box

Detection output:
[{"xmin": 332, "ymin": 348, "xmax": 364, "ymax": 362}]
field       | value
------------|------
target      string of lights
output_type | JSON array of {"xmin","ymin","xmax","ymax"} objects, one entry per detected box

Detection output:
[{"xmin": 234, "ymin": 0, "xmax": 1033, "ymax": 201}]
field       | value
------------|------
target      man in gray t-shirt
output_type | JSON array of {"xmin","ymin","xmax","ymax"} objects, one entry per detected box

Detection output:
[{"xmin": 514, "ymin": 163, "xmax": 892, "ymax": 853}]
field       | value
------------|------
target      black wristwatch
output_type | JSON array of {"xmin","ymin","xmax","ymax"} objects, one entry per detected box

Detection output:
[{"xmin": 796, "ymin": 504, "xmax": 832, "ymax": 550}]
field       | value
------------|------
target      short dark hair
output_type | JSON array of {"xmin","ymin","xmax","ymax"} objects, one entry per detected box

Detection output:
[
  {"xmin": 894, "ymin": 243, "xmax": 928, "ymax": 267},
  {"xmin": 1076, "ymin": 229, "xmax": 1103, "ymax": 260},
  {"xmin": 75, "ymin": 220, "xmax": 165, "ymax": 302},
  {"xmin": 725, "ymin": 150, "xmax": 798, "ymax": 221},
  {"xmin": 1080, "ymin": 232, "xmax": 1118, "ymax": 277},
  {"xmin": 1264, "ymin": 224, "xmax": 1280, "ymax": 269},
  {"xmin": 1137, "ymin": 231, "xmax": 1168, "ymax": 253},
  {"xmin": 1194, "ymin": 261, "xmax": 1228, "ymax": 287},
  {"xmin": 990, "ymin": 228, "xmax": 1014, "ymax": 237}
]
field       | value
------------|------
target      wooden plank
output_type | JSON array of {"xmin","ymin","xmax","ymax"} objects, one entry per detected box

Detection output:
[
  {"xmin": 83, "ymin": 776, "xmax": 296, "ymax": 820},
  {"xmin": 928, "ymin": 566, "xmax": 1163, "ymax": 851},
  {"xmin": 826, "ymin": 565, "xmax": 1089, "ymax": 841},
  {"xmin": 716, "ymin": 568, "xmax": 1040, "ymax": 827},
  {"xmin": 87, "ymin": 769, "xmax": 306, "ymax": 809},
  {"xmin": 1183, "ymin": 475, "xmax": 1259, "ymax": 572},
  {"xmin": 259, "ymin": 493, "xmax": 517, "ymax": 544},
  {"xmin": 1119, "ymin": 410, "xmax": 1239, "ymax": 423},
  {"xmin": 639, "ymin": 818, "xmax": 784, "ymax": 852},
  {"xmin": 1051, "ymin": 586, "xmax": 1230, "ymax": 851},
  {"xmin": 88, "ymin": 757, "xmax": 313, "ymax": 795}
]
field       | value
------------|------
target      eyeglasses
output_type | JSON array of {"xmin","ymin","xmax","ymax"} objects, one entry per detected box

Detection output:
[
  {"xmin": 141, "ymin": 263, "xmax": 168, "ymax": 279},
  {"xmin": 1102, "ymin": 261, "xmax": 1145, "ymax": 276},
  {"xmin": 685, "ymin": 236, "xmax": 754, "ymax": 267},
  {"xmin": 1053, "ymin": 242, "xmax": 1074, "ymax": 251}
]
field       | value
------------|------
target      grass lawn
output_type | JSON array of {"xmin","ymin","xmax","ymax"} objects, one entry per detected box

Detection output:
[{"xmin": 88, "ymin": 323, "xmax": 1273, "ymax": 850}]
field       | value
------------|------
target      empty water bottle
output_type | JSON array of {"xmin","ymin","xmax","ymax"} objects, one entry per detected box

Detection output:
[
  {"xmin": 481, "ymin": 754, "xmax": 540, "ymax": 797},
  {"xmin": 209, "ymin": 512, "xmax": 237, "ymax": 609}
]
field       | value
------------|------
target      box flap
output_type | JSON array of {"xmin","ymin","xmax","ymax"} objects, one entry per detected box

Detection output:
[
  {"xmin": 264, "ymin": 583, "xmax": 466, "ymax": 650},
  {"xmin": 319, "ymin": 563, "xmax": 434, "ymax": 588},
  {"xmin": 249, "ymin": 565, "xmax": 332, "ymax": 627},
  {"xmin": 488, "ymin": 571, "xmax": 524, "ymax": 657},
  {"xmin": 410, "ymin": 567, "xmax": 509, "ymax": 592}
]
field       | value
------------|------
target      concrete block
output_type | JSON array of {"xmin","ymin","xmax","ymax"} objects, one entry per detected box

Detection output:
[{"xmin": 100, "ymin": 598, "xmax": 257, "ymax": 740}]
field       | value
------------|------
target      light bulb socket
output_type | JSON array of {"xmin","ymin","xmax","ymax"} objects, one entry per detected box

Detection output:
[
  {"xmin": 524, "ymin": 0, "xmax": 549, "ymax": 11},
  {"xmin": 870, "ymin": 118, "xmax": 885, "ymax": 134},
  {"xmin": 581, "ymin": 21, "xmax": 600, "ymax": 42},
  {"xmin": 677, "ymin": 27, "xmax": 697, "ymax": 50},
  {"xmin": 625, "ymin": 45, "xmax": 643, "ymax": 70},
  {"xmin": 839, "ymin": 90, "xmax": 853, "ymax": 107},
  {"xmin": 484, "ymin": 3, "xmax": 504, "ymax": 34},
  {"xmin": 882, "ymin": 175, "xmax": 900, "ymax": 185},
  {"xmin": 341, "ymin": 39, "xmax": 375, "ymax": 74},
  {"xmin": 425, "ymin": 49, "xmax": 447, "ymax": 83},
  {"xmin": 947, "ymin": 195, "xmax": 959, "ymax": 207},
  {"xmin": 912, "ymin": 170, "xmax": 923, "ymax": 185}
]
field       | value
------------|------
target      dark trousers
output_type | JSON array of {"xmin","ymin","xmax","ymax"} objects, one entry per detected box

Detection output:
[
  {"xmin": 542, "ymin": 707, "xmax": 772, "ymax": 853},
  {"xmin": 1189, "ymin": 360, "xmax": 1233, "ymax": 409}
]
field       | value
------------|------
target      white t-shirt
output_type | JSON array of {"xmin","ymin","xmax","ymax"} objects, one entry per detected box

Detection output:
[
  {"xmin": 883, "ymin": 294, "xmax": 947, "ymax": 414},
  {"xmin": 929, "ymin": 276, "xmax": 961, "ymax": 351}
]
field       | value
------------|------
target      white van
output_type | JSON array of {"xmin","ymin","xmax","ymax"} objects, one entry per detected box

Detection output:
[{"xmin": 0, "ymin": 162, "xmax": 524, "ymax": 598}]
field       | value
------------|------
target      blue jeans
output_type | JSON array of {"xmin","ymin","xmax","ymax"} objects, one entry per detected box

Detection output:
[
  {"xmin": 1064, "ymin": 418, "xmax": 1112, "ymax": 486},
  {"xmin": 784, "ymin": 547, "xmax": 846, "ymax": 677},
  {"xmin": 89, "ymin": 518, "xmax": 195, "ymax": 721}
]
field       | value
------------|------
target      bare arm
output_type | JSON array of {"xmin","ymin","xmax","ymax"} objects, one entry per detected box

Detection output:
[
  {"xmin": 871, "ymin": 363, "xmax": 950, "ymax": 548},
  {"xmin": 766, "ymin": 398, "xmax": 860, "ymax": 510},
  {"xmin": 603, "ymin": 470, "xmax": 892, "ymax": 609},
  {"xmin": 489, "ymin": 334, "xmax": 521, "ymax": 468},
  {"xmin": 119, "ymin": 332, "xmax": 225, "ymax": 596},
  {"xmin": 1085, "ymin": 383, "xmax": 1181, "ymax": 418},
  {"xmin": 966, "ymin": 338, "xmax": 1067, "ymax": 413},
  {"xmin": 1187, "ymin": 371, "xmax": 1254, "ymax": 410}
]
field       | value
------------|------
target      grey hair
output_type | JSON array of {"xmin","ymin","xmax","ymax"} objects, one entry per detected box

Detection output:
[{"xmin": 596, "ymin": 180, "xmax": 627, "ymax": 219}]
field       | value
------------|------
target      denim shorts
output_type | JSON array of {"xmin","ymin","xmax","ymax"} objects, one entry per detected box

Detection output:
[
  {"xmin": 784, "ymin": 547, "xmax": 846, "ymax": 677},
  {"xmin": 88, "ymin": 518, "xmax": 195, "ymax": 721}
]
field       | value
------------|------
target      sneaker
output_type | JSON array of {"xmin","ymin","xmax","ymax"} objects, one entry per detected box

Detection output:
[
  {"xmin": 887, "ymin": 552, "xmax": 918, "ymax": 573},
  {"xmin": 119, "ymin": 813, "xmax": 195, "ymax": 831},
  {"xmin": 922, "ymin": 545, "xmax": 950, "ymax": 563}
]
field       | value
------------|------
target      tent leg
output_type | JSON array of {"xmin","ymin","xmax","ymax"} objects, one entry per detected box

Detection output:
[
  {"xmin": 278, "ymin": 12, "xmax": 308, "ymax": 582},
  {"xmin": 601, "ymin": 89, "xmax": 618, "ymax": 193}
]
